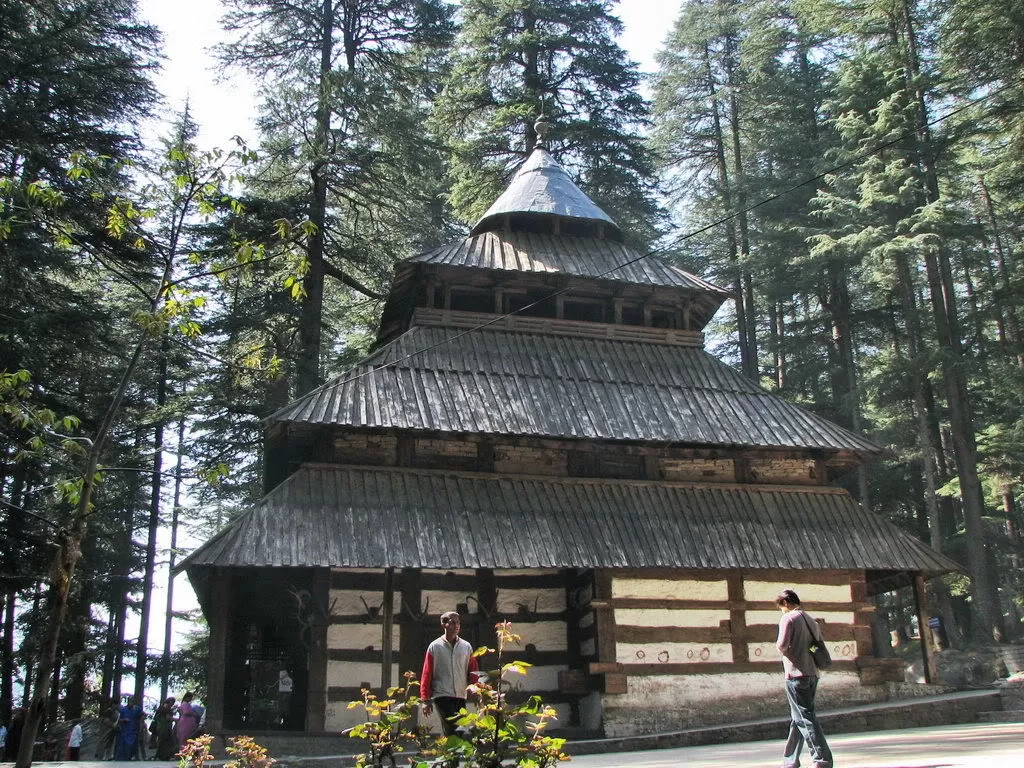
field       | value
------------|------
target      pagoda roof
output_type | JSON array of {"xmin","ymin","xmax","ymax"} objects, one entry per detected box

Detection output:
[
  {"xmin": 471, "ymin": 147, "xmax": 619, "ymax": 237},
  {"xmin": 179, "ymin": 464, "xmax": 959, "ymax": 590},
  {"xmin": 270, "ymin": 325, "xmax": 881, "ymax": 460},
  {"xmin": 406, "ymin": 230, "xmax": 728, "ymax": 295}
]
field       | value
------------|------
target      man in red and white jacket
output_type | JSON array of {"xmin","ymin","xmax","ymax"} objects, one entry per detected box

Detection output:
[{"xmin": 420, "ymin": 611, "xmax": 480, "ymax": 735}]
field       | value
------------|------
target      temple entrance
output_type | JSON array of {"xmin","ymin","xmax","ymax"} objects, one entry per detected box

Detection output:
[{"xmin": 223, "ymin": 569, "xmax": 314, "ymax": 731}]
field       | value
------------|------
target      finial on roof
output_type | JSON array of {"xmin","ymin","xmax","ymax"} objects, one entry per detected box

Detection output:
[{"xmin": 534, "ymin": 114, "xmax": 551, "ymax": 147}]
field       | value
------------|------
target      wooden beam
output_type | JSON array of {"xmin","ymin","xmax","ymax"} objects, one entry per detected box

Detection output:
[
  {"xmin": 727, "ymin": 572, "xmax": 749, "ymax": 664},
  {"xmin": 399, "ymin": 568, "xmax": 423, "ymax": 688},
  {"xmin": 381, "ymin": 567, "xmax": 395, "ymax": 690},
  {"xmin": 206, "ymin": 569, "xmax": 230, "ymax": 733},
  {"xmin": 593, "ymin": 570, "xmax": 618, "ymax": 678},
  {"xmin": 306, "ymin": 568, "xmax": 330, "ymax": 732}
]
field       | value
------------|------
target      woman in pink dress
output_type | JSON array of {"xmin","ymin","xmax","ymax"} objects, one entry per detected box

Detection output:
[{"xmin": 174, "ymin": 692, "xmax": 200, "ymax": 745}]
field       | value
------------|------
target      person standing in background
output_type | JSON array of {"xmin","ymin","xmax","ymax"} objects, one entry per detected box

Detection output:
[
  {"xmin": 114, "ymin": 696, "xmax": 143, "ymax": 760},
  {"xmin": 174, "ymin": 691, "xmax": 200, "ymax": 746},
  {"xmin": 151, "ymin": 697, "xmax": 178, "ymax": 760},
  {"xmin": 420, "ymin": 611, "xmax": 479, "ymax": 736},
  {"xmin": 776, "ymin": 589, "xmax": 833, "ymax": 768},
  {"xmin": 67, "ymin": 719, "xmax": 83, "ymax": 760}
]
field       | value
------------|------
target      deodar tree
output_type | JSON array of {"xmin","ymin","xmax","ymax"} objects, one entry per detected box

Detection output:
[
  {"xmin": 432, "ymin": 0, "xmax": 663, "ymax": 246},
  {"xmin": 217, "ymin": 0, "xmax": 456, "ymax": 397}
]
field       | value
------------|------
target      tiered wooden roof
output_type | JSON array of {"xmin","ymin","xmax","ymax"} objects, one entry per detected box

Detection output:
[
  {"xmin": 183, "ymin": 143, "xmax": 957, "ymax": 595},
  {"xmin": 182, "ymin": 464, "xmax": 959, "ymax": 591},
  {"xmin": 270, "ymin": 325, "xmax": 879, "ymax": 461}
]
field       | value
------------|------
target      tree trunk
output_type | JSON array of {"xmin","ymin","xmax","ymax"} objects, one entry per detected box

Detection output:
[
  {"xmin": 901, "ymin": 0, "xmax": 1004, "ymax": 642},
  {"xmin": 702, "ymin": 44, "xmax": 750, "ymax": 377},
  {"xmin": 723, "ymin": 20, "xmax": 757, "ymax": 378},
  {"xmin": 2, "ymin": 586, "xmax": 15, "ymax": 724},
  {"xmin": 160, "ymin": 413, "xmax": 187, "ymax": 701},
  {"xmin": 135, "ymin": 337, "xmax": 170, "ymax": 704},
  {"xmin": 296, "ymin": 0, "xmax": 334, "ymax": 397}
]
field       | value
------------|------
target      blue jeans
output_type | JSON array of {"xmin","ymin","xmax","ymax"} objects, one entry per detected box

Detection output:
[{"xmin": 783, "ymin": 676, "xmax": 832, "ymax": 768}]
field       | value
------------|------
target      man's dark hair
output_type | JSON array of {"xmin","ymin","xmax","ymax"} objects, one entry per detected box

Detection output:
[{"xmin": 776, "ymin": 589, "xmax": 801, "ymax": 606}]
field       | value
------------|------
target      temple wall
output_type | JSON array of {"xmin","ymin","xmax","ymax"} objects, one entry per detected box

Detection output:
[
  {"xmin": 326, "ymin": 428, "xmax": 830, "ymax": 486},
  {"xmin": 598, "ymin": 570, "xmax": 875, "ymax": 737},
  {"xmin": 322, "ymin": 567, "xmax": 580, "ymax": 734}
]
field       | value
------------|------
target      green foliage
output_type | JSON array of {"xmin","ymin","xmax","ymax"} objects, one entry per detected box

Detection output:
[
  {"xmin": 432, "ymin": 0, "xmax": 664, "ymax": 245},
  {"xmin": 347, "ymin": 622, "xmax": 568, "ymax": 768}
]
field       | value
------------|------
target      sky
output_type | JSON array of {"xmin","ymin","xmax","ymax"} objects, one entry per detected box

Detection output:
[
  {"xmin": 130, "ymin": 0, "xmax": 684, "ymax": 687},
  {"xmin": 138, "ymin": 0, "xmax": 683, "ymax": 148}
]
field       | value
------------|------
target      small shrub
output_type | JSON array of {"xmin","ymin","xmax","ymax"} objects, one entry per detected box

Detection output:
[{"xmin": 348, "ymin": 621, "xmax": 569, "ymax": 768}]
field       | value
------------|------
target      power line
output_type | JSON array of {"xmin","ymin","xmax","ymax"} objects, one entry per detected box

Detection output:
[{"xmin": 275, "ymin": 77, "xmax": 1018, "ymax": 410}]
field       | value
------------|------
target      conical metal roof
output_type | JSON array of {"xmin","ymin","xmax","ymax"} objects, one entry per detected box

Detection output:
[{"xmin": 471, "ymin": 147, "xmax": 620, "ymax": 237}]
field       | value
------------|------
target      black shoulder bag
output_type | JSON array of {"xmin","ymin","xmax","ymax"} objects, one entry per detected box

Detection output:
[{"xmin": 800, "ymin": 611, "xmax": 832, "ymax": 670}]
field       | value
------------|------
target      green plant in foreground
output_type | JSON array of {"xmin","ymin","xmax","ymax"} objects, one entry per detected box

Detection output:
[
  {"xmin": 348, "ymin": 621, "xmax": 569, "ymax": 767},
  {"xmin": 177, "ymin": 734, "xmax": 275, "ymax": 768}
]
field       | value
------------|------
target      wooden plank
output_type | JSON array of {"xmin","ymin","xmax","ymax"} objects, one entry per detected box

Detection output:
[
  {"xmin": 399, "ymin": 568, "xmax": 423, "ymax": 684},
  {"xmin": 306, "ymin": 568, "xmax": 330, "ymax": 733},
  {"xmin": 727, "ymin": 572, "xmax": 749, "ymax": 664},
  {"xmin": 594, "ymin": 570, "xmax": 617, "ymax": 663},
  {"xmin": 381, "ymin": 567, "xmax": 395, "ymax": 690}
]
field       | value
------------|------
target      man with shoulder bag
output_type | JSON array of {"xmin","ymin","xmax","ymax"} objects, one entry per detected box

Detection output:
[{"xmin": 776, "ymin": 589, "xmax": 833, "ymax": 768}]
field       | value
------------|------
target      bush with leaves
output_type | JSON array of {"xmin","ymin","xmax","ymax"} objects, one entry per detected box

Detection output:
[{"xmin": 347, "ymin": 621, "xmax": 568, "ymax": 768}]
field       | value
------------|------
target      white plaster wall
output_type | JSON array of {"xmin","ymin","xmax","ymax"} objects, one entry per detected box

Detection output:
[
  {"xmin": 747, "ymin": 641, "xmax": 859, "ymax": 663},
  {"xmin": 497, "ymin": 587, "xmax": 565, "ymax": 614},
  {"xmin": 746, "ymin": 610, "xmax": 853, "ymax": 626},
  {"xmin": 515, "ymin": 621, "xmax": 567, "ymax": 651},
  {"xmin": 578, "ymin": 692, "xmax": 603, "ymax": 731},
  {"xmin": 615, "ymin": 608, "xmax": 730, "ymax": 628},
  {"xmin": 327, "ymin": 624, "xmax": 400, "ymax": 649},
  {"xmin": 326, "ymin": 660, "xmax": 400, "ymax": 689},
  {"xmin": 616, "ymin": 642, "xmax": 732, "ymax": 665},
  {"xmin": 743, "ymin": 580, "xmax": 852, "ymax": 603},
  {"xmin": 612, "ymin": 578, "xmax": 728, "ymax": 601},
  {"xmin": 326, "ymin": 703, "xmax": 377, "ymax": 733},
  {"xmin": 420, "ymin": 589, "xmax": 478, "ymax": 614},
  {"xmin": 329, "ymin": 589, "xmax": 403, "ymax": 616},
  {"xmin": 504, "ymin": 664, "xmax": 566, "ymax": 692}
]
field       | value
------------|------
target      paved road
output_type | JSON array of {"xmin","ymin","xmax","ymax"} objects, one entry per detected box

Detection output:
[
  {"xmin": 569, "ymin": 721, "xmax": 1024, "ymax": 768},
  {"xmin": 3, "ymin": 721, "xmax": 1021, "ymax": 768}
]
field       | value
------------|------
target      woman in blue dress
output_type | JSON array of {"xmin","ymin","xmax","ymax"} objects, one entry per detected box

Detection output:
[{"xmin": 114, "ymin": 696, "xmax": 143, "ymax": 760}]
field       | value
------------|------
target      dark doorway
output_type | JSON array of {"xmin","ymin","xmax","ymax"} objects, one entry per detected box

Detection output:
[{"xmin": 223, "ymin": 569, "xmax": 314, "ymax": 730}]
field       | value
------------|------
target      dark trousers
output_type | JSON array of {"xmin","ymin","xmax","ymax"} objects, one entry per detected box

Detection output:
[
  {"xmin": 783, "ymin": 676, "xmax": 832, "ymax": 768},
  {"xmin": 69, "ymin": 746, "xmax": 81, "ymax": 760},
  {"xmin": 433, "ymin": 696, "xmax": 467, "ymax": 736}
]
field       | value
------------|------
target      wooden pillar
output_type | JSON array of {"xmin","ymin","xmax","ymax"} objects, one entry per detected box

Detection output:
[
  {"xmin": 306, "ymin": 568, "xmax": 330, "ymax": 732},
  {"xmin": 398, "ymin": 568, "xmax": 422, "ymax": 688},
  {"xmin": 727, "ymin": 572, "xmax": 748, "ymax": 665},
  {"xmin": 592, "ymin": 570, "xmax": 625, "ymax": 693},
  {"xmin": 381, "ymin": 567, "xmax": 395, "ymax": 690},
  {"xmin": 912, "ymin": 575, "xmax": 937, "ymax": 683},
  {"xmin": 205, "ymin": 569, "xmax": 230, "ymax": 733}
]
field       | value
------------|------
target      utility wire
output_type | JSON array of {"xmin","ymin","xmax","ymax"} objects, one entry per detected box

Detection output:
[{"xmin": 275, "ymin": 77, "xmax": 1018, "ymax": 413}]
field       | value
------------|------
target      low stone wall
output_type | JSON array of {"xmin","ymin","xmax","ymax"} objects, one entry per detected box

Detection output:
[{"xmin": 570, "ymin": 689, "xmax": 1000, "ymax": 755}]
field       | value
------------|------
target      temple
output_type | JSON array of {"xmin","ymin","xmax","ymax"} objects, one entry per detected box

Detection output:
[{"xmin": 180, "ymin": 135, "xmax": 957, "ymax": 739}]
